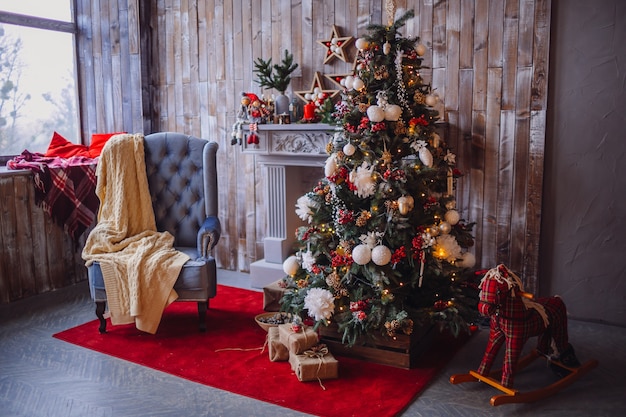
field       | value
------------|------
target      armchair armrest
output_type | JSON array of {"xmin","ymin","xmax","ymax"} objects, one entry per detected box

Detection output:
[{"xmin": 198, "ymin": 216, "xmax": 221, "ymax": 258}]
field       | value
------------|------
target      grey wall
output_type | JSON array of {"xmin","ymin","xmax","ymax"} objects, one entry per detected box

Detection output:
[{"xmin": 541, "ymin": 0, "xmax": 626, "ymax": 327}]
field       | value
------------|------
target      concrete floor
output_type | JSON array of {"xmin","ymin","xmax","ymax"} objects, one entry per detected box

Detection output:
[{"xmin": 0, "ymin": 268, "xmax": 624, "ymax": 417}]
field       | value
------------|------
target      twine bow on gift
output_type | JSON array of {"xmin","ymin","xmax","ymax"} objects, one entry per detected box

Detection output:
[
  {"xmin": 304, "ymin": 343, "xmax": 329, "ymax": 358},
  {"xmin": 303, "ymin": 343, "xmax": 330, "ymax": 390}
]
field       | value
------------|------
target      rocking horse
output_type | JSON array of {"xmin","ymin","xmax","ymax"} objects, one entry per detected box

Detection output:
[{"xmin": 450, "ymin": 264, "xmax": 598, "ymax": 406}]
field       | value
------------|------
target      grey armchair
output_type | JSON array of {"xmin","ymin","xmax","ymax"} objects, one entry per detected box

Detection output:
[{"xmin": 87, "ymin": 132, "xmax": 221, "ymax": 333}]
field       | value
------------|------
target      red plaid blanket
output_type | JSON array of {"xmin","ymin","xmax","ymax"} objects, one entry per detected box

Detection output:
[{"xmin": 7, "ymin": 150, "xmax": 99, "ymax": 241}]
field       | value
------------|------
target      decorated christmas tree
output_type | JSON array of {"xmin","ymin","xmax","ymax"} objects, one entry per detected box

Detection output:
[{"xmin": 280, "ymin": 8, "xmax": 479, "ymax": 346}]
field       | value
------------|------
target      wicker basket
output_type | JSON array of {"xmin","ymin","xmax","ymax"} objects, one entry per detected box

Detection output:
[{"xmin": 254, "ymin": 312, "xmax": 291, "ymax": 332}]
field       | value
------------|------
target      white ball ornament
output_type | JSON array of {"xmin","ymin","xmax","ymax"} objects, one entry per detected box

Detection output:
[
  {"xmin": 344, "ymin": 75, "xmax": 354, "ymax": 90},
  {"xmin": 416, "ymin": 43, "xmax": 427, "ymax": 56},
  {"xmin": 458, "ymin": 252, "xmax": 476, "ymax": 268},
  {"xmin": 367, "ymin": 105, "xmax": 385, "ymax": 122},
  {"xmin": 352, "ymin": 77, "xmax": 365, "ymax": 91},
  {"xmin": 418, "ymin": 147, "xmax": 433, "ymax": 167},
  {"xmin": 383, "ymin": 41, "xmax": 391, "ymax": 55},
  {"xmin": 384, "ymin": 104, "xmax": 403, "ymax": 121},
  {"xmin": 343, "ymin": 142, "xmax": 356, "ymax": 156},
  {"xmin": 283, "ymin": 255, "xmax": 300, "ymax": 276},
  {"xmin": 439, "ymin": 221, "xmax": 452, "ymax": 234},
  {"xmin": 355, "ymin": 37, "xmax": 369, "ymax": 50},
  {"xmin": 425, "ymin": 94, "xmax": 438, "ymax": 107},
  {"xmin": 444, "ymin": 209, "xmax": 460, "ymax": 225},
  {"xmin": 371, "ymin": 245, "xmax": 392, "ymax": 266},
  {"xmin": 352, "ymin": 244, "xmax": 372, "ymax": 265},
  {"xmin": 324, "ymin": 155, "xmax": 338, "ymax": 177}
]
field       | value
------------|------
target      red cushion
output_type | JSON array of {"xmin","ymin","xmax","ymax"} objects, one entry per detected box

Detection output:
[
  {"xmin": 44, "ymin": 131, "xmax": 90, "ymax": 158},
  {"xmin": 88, "ymin": 132, "xmax": 126, "ymax": 158}
]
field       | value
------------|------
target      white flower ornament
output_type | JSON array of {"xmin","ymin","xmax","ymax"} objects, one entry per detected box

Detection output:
[{"xmin": 304, "ymin": 288, "xmax": 335, "ymax": 321}]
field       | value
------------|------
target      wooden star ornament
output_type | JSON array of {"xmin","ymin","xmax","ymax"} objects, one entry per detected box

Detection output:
[
  {"xmin": 317, "ymin": 25, "xmax": 354, "ymax": 64},
  {"xmin": 294, "ymin": 71, "xmax": 339, "ymax": 103},
  {"xmin": 324, "ymin": 72, "xmax": 353, "ymax": 90}
]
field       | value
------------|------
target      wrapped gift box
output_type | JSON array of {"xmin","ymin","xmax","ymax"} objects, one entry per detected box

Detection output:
[
  {"xmin": 268, "ymin": 326, "xmax": 289, "ymax": 362},
  {"xmin": 289, "ymin": 350, "xmax": 339, "ymax": 382},
  {"xmin": 263, "ymin": 280, "xmax": 286, "ymax": 312},
  {"xmin": 278, "ymin": 323, "xmax": 318, "ymax": 354}
]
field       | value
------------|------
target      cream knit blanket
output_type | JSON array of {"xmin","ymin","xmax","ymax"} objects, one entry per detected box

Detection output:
[{"xmin": 82, "ymin": 134, "xmax": 189, "ymax": 334}]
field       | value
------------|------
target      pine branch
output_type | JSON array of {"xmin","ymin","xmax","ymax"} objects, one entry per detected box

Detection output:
[
  {"xmin": 272, "ymin": 49, "xmax": 298, "ymax": 93},
  {"xmin": 253, "ymin": 49, "xmax": 298, "ymax": 94},
  {"xmin": 252, "ymin": 56, "xmax": 275, "ymax": 90}
]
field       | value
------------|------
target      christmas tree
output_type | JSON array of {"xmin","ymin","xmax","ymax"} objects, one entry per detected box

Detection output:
[{"xmin": 280, "ymin": 8, "xmax": 479, "ymax": 346}]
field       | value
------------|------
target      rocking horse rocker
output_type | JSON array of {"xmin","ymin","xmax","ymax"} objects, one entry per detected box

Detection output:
[{"xmin": 450, "ymin": 264, "xmax": 598, "ymax": 406}]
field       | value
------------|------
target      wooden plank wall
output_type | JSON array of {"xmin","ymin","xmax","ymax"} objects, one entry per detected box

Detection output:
[
  {"xmin": 0, "ymin": 171, "xmax": 87, "ymax": 303},
  {"xmin": 68, "ymin": 0, "xmax": 551, "ymax": 292}
]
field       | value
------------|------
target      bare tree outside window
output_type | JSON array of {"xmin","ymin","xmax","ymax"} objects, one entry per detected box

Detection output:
[{"xmin": 0, "ymin": 26, "xmax": 31, "ymax": 154}]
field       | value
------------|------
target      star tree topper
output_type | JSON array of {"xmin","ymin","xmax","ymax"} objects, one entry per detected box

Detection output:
[{"xmin": 317, "ymin": 25, "xmax": 354, "ymax": 64}]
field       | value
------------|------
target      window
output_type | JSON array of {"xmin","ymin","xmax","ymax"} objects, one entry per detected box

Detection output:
[{"xmin": 0, "ymin": 1, "xmax": 78, "ymax": 157}]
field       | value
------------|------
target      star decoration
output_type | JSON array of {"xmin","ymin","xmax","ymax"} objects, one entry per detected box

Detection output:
[
  {"xmin": 294, "ymin": 71, "xmax": 339, "ymax": 104},
  {"xmin": 317, "ymin": 25, "xmax": 354, "ymax": 64},
  {"xmin": 381, "ymin": 150, "xmax": 393, "ymax": 165},
  {"xmin": 324, "ymin": 72, "xmax": 353, "ymax": 90}
]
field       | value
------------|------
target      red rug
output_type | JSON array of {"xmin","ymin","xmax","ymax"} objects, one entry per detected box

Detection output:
[{"xmin": 54, "ymin": 285, "xmax": 468, "ymax": 417}]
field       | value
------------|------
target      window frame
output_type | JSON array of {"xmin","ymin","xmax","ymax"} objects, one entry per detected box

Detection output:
[{"xmin": 0, "ymin": 7, "xmax": 79, "ymax": 164}]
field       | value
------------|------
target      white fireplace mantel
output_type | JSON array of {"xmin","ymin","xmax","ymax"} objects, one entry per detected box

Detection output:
[{"xmin": 242, "ymin": 123, "xmax": 339, "ymax": 288}]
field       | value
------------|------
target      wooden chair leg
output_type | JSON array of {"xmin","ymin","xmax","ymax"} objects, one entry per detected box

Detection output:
[
  {"xmin": 95, "ymin": 301, "xmax": 107, "ymax": 334},
  {"xmin": 197, "ymin": 301, "xmax": 208, "ymax": 332}
]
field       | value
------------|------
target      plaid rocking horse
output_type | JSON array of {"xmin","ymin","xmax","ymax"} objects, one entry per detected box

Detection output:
[
  {"xmin": 450, "ymin": 264, "xmax": 597, "ymax": 406},
  {"xmin": 476, "ymin": 264, "xmax": 580, "ymax": 388}
]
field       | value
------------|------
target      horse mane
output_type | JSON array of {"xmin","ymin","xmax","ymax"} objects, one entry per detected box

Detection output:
[
  {"xmin": 480, "ymin": 264, "xmax": 524, "ymax": 291},
  {"xmin": 481, "ymin": 264, "xmax": 550, "ymax": 327}
]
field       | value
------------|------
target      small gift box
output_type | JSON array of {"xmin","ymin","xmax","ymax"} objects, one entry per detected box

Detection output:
[
  {"xmin": 278, "ymin": 323, "xmax": 319, "ymax": 355},
  {"xmin": 268, "ymin": 326, "xmax": 289, "ymax": 362},
  {"xmin": 288, "ymin": 344, "xmax": 339, "ymax": 382},
  {"xmin": 263, "ymin": 280, "xmax": 286, "ymax": 312}
]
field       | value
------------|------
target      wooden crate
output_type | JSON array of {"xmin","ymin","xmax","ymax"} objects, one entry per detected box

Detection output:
[{"xmin": 318, "ymin": 322, "xmax": 435, "ymax": 369}]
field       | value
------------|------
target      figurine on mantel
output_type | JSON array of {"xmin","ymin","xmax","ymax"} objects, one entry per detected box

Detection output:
[{"xmin": 231, "ymin": 92, "xmax": 268, "ymax": 145}]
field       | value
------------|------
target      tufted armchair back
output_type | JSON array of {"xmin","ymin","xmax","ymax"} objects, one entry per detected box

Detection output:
[{"xmin": 143, "ymin": 132, "xmax": 218, "ymax": 251}]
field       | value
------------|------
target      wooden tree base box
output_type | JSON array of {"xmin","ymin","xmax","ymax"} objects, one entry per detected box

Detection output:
[{"xmin": 318, "ymin": 323, "xmax": 434, "ymax": 369}]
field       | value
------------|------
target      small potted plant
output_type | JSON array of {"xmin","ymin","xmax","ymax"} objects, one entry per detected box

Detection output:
[{"xmin": 253, "ymin": 49, "xmax": 298, "ymax": 116}]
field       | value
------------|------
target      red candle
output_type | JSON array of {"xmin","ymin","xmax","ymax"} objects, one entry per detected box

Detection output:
[{"xmin": 303, "ymin": 102, "xmax": 316, "ymax": 119}]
